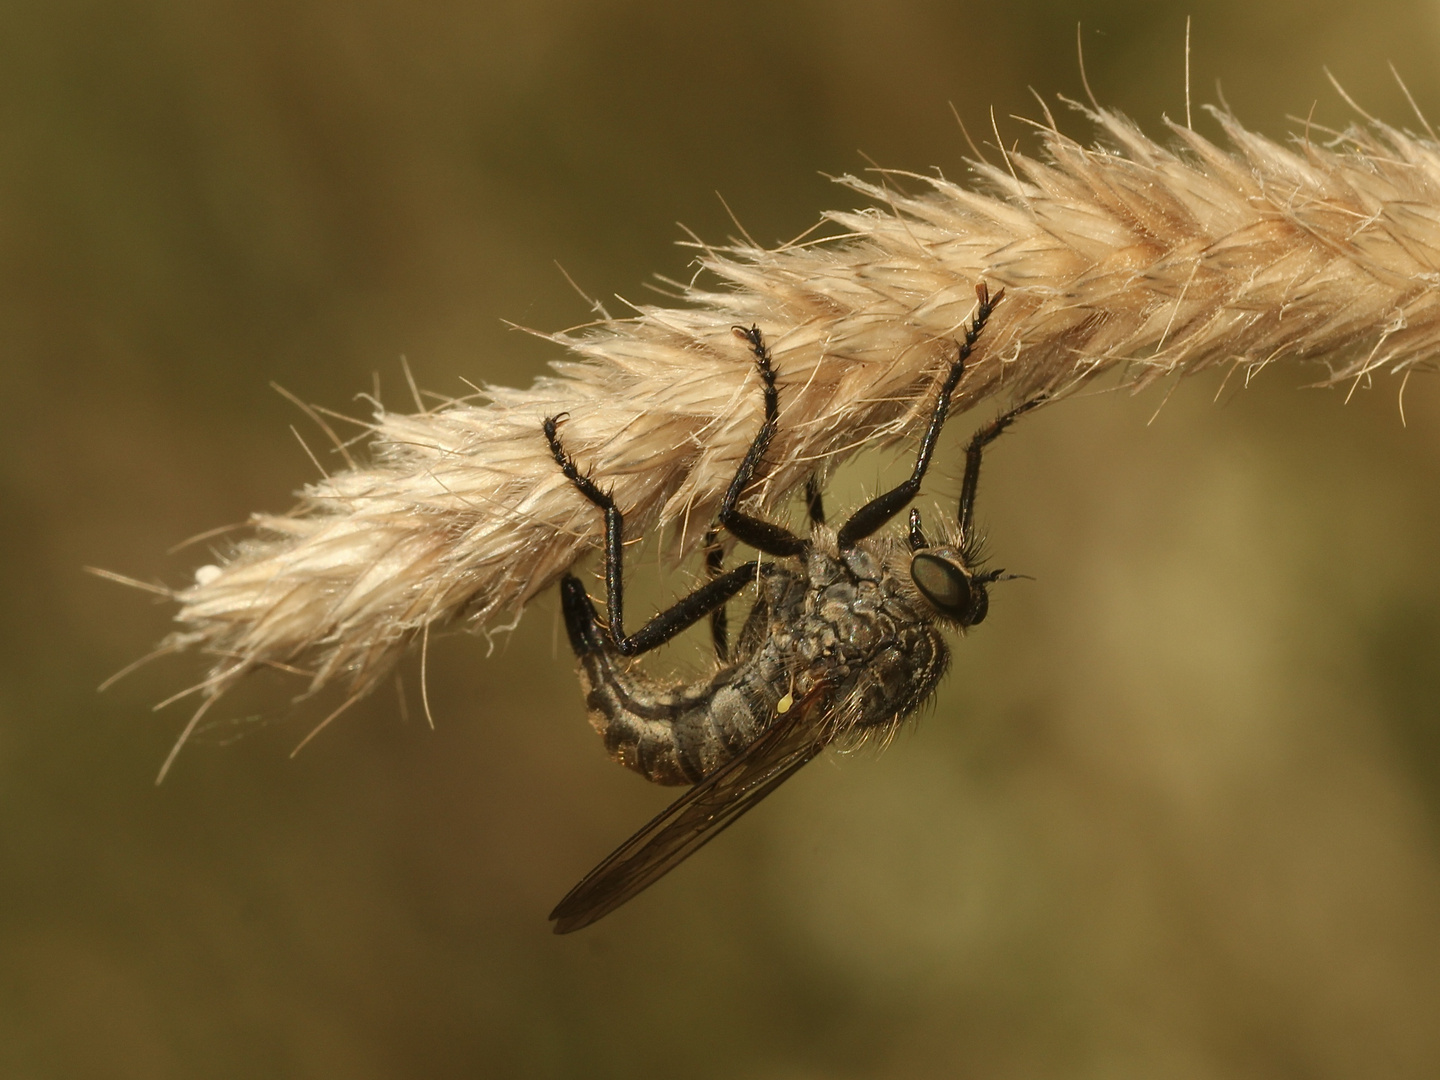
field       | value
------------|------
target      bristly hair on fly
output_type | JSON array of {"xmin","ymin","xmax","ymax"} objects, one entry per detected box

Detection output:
[{"xmin": 105, "ymin": 82, "xmax": 1440, "ymax": 777}]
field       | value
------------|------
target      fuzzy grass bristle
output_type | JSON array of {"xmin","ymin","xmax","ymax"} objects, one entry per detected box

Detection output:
[{"xmin": 156, "ymin": 96, "xmax": 1438, "ymax": 739}]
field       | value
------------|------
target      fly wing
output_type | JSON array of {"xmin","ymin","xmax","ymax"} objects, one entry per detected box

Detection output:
[{"xmin": 549, "ymin": 686, "xmax": 833, "ymax": 934}]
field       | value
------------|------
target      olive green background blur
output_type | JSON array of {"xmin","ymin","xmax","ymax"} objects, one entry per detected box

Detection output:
[{"xmin": 5, "ymin": 1, "xmax": 1440, "ymax": 1077}]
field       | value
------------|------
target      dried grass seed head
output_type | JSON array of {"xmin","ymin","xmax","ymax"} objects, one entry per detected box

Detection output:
[{"xmin": 163, "ymin": 99, "xmax": 1439, "ymax": 721}]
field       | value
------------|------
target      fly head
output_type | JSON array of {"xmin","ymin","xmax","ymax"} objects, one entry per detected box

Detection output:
[{"xmin": 905, "ymin": 507, "xmax": 1000, "ymax": 628}]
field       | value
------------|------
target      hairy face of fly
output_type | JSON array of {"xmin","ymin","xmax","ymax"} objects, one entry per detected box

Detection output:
[
  {"xmin": 908, "ymin": 547, "xmax": 997, "ymax": 627},
  {"xmin": 891, "ymin": 508, "xmax": 1001, "ymax": 629}
]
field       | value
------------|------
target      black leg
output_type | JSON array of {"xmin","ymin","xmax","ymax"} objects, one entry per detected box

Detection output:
[
  {"xmin": 560, "ymin": 574, "xmax": 607, "ymax": 655},
  {"xmin": 545, "ymin": 415, "xmax": 628, "ymax": 641},
  {"xmin": 702, "ymin": 528, "xmax": 728, "ymax": 662},
  {"xmin": 548, "ymin": 322, "xmax": 828, "ymax": 660},
  {"xmin": 547, "ymin": 418, "xmax": 768, "ymax": 658},
  {"xmin": 559, "ymin": 563, "xmax": 764, "ymax": 658},
  {"xmin": 715, "ymin": 326, "xmax": 808, "ymax": 559},
  {"xmin": 804, "ymin": 476, "xmax": 826, "ymax": 526},
  {"xmin": 836, "ymin": 283, "xmax": 1004, "ymax": 550},
  {"xmin": 957, "ymin": 392, "xmax": 1048, "ymax": 552}
]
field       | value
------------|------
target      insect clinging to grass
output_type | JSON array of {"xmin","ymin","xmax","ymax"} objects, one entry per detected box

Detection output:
[{"xmin": 543, "ymin": 283, "xmax": 1045, "ymax": 933}]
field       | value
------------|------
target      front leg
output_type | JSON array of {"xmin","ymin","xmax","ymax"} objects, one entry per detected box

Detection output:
[
  {"xmin": 956, "ymin": 393, "xmax": 1048, "ymax": 552},
  {"xmin": 835, "ymin": 282, "xmax": 1003, "ymax": 549}
]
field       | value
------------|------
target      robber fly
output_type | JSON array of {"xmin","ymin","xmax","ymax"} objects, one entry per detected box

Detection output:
[{"xmin": 542, "ymin": 283, "xmax": 1043, "ymax": 933}]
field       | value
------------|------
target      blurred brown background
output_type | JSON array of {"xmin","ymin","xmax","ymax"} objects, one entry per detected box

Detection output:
[{"xmin": 4, "ymin": 1, "xmax": 1440, "ymax": 1076}]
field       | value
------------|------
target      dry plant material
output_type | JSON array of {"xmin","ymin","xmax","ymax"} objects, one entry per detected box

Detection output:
[{"xmin": 144, "ymin": 98, "xmax": 1440, "ymax": 760}]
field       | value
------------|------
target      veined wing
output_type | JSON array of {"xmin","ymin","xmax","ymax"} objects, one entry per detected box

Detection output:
[{"xmin": 550, "ymin": 686, "xmax": 833, "ymax": 934}]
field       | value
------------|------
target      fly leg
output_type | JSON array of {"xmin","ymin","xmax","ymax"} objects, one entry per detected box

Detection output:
[
  {"xmin": 545, "ymin": 417, "xmax": 760, "ymax": 658},
  {"xmin": 715, "ymin": 326, "xmax": 808, "ymax": 559},
  {"xmin": 956, "ymin": 393, "xmax": 1048, "ymax": 551},
  {"xmin": 836, "ymin": 282, "xmax": 1003, "ymax": 549},
  {"xmin": 702, "ymin": 528, "xmax": 729, "ymax": 662},
  {"xmin": 803, "ymin": 475, "xmax": 826, "ymax": 527},
  {"xmin": 701, "ymin": 467, "xmax": 815, "ymax": 660},
  {"xmin": 697, "ymin": 328, "xmax": 823, "ymax": 659}
]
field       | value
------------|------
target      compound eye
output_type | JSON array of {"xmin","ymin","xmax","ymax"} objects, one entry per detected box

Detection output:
[{"xmin": 910, "ymin": 553, "xmax": 975, "ymax": 620}]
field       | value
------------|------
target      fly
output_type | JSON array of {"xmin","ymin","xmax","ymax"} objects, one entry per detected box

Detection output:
[{"xmin": 543, "ymin": 283, "xmax": 1043, "ymax": 933}]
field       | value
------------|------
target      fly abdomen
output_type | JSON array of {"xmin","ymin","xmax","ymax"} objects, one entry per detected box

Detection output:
[
  {"xmin": 560, "ymin": 566, "xmax": 807, "ymax": 787},
  {"xmin": 575, "ymin": 650, "xmax": 699, "ymax": 785},
  {"xmin": 672, "ymin": 672, "xmax": 775, "ymax": 778},
  {"xmin": 574, "ymin": 646, "xmax": 788, "ymax": 785}
]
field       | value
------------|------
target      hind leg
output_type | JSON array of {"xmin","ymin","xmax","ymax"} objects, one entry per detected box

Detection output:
[{"xmin": 545, "ymin": 418, "xmax": 762, "ymax": 658}]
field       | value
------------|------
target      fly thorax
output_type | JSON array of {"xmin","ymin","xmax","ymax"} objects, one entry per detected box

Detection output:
[
  {"xmin": 804, "ymin": 543, "xmax": 846, "ymax": 589},
  {"xmin": 841, "ymin": 544, "xmax": 883, "ymax": 582}
]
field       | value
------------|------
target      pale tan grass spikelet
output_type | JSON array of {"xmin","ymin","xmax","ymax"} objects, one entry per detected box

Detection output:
[{"xmin": 165, "ymin": 98, "xmax": 1440, "ymax": 721}]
